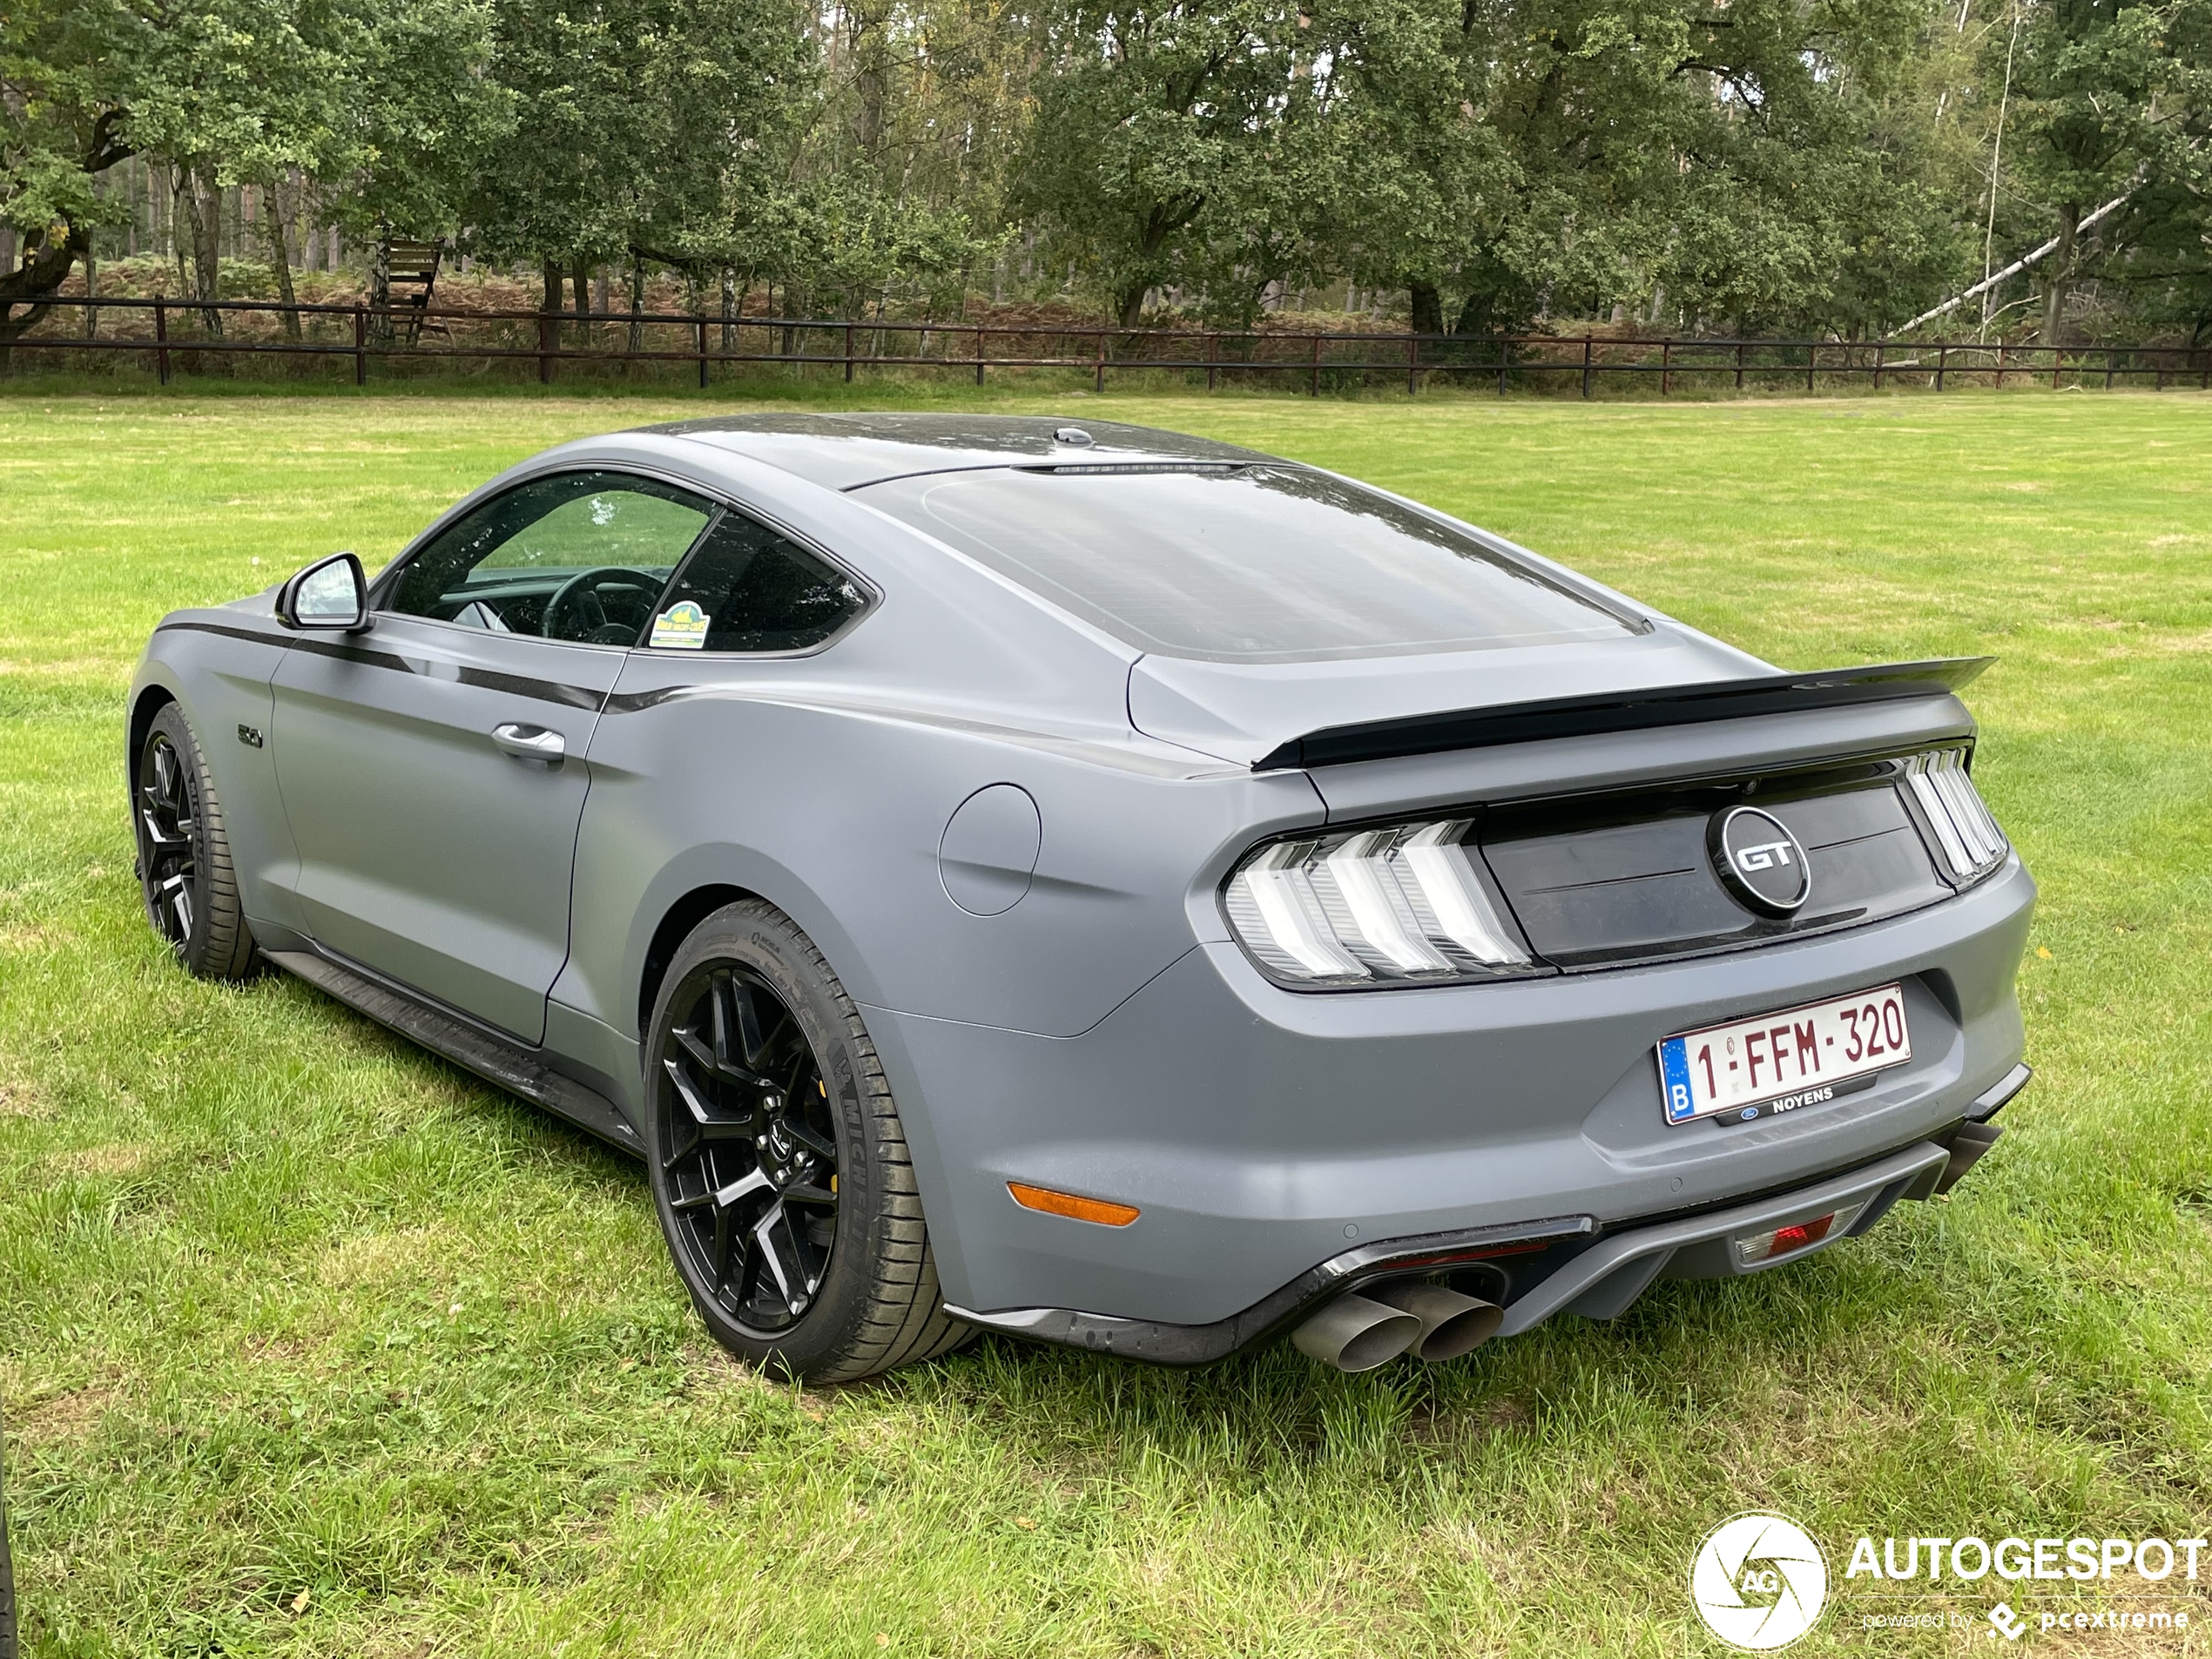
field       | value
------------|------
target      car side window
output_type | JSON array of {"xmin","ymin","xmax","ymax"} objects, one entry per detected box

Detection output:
[
  {"xmin": 388, "ymin": 470, "xmax": 714, "ymax": 644},
  {"xmin": 644, "ymin": 509, "xmax": 867, "ymax": 654}
]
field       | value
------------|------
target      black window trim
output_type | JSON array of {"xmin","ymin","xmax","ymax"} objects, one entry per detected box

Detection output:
[{"xmin": 366, "ymin": 460, "xmax": 880, "ymax": 659}]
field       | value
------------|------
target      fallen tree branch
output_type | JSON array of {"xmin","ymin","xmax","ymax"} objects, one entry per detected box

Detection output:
[{"xmin": 1903, "ymin": 188, "xmax": 2135, "ymax": 332}]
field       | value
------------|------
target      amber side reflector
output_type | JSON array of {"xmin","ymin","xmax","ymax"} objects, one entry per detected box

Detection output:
[{"xmin": 1007, "ymin": 1182, "xmax": 1139, "ymax": 1227}]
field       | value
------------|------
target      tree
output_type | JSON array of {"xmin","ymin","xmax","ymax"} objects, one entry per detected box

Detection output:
[
  {"xmin": 334, "ymin": 0, "xmax": 507, "ymax": 243},
  {"xmin": 1016, "ymin": 1, "xmax": 1339, "ymax": 325},
  {"xmin": 2007, "ymin": 0, "xmax": 2212, "ymax": 339},
  {"xmin": 1324, "ymin": 0, "xmax": 1943, "ymax": 336},
  {"xmin": 1, "ymin": 0, "xmax": 136, "ymax": 345},
  {"xmin": 125, "ymin": 0, "xmax": 356, "ymax": 333}
]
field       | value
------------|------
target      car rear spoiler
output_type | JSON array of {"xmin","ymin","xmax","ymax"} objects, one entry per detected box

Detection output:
[{"xmin": 1251, "ymin": 658, "xmax": 1996, "ymax": 772}]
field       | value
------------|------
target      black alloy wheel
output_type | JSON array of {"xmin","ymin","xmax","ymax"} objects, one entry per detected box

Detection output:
[
  {"xmin": 658, "ymin": 963, "xmax": 841, "ymax": 1333},
  {"xmin": 138, "ymin": 726, "xmax": 200, "ymax": 950},
  {"xmin": 643, "ymin": 900, "xmax": 974, "ymax": 1381},
  {"xmin": 132, "ymin": 704, "xmax": 258, "ymax": 981}
]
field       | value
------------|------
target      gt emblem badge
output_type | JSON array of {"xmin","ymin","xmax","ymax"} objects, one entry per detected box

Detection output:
[{"xmin": 1710, "ymin": 806, "xmax": 1811, "ymax": 917}]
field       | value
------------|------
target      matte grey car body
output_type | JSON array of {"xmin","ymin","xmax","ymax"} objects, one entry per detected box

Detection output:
[{"xmin": 130, "ymin": 414, "xmax": 2033, "ymax": 1372}]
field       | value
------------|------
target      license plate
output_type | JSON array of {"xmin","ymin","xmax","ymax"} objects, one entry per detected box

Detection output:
[{"xmin": 1658, "ymin": 984, "xmax": 1910, "ymax": 1126}]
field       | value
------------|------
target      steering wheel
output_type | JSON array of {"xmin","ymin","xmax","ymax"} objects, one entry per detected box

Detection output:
[{"xmin": 542, "ymin": 566, "xmax": 661, "ymax": 644}]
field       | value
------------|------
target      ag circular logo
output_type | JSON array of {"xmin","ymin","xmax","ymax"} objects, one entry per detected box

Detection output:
[
  {"xmin": 1710, "ymin": 806, "xmax": 1811, "ymax": 917},
  {"xmin": 1690, "ymin": 1512, "xmax": 1829, "ymax": 1650}
]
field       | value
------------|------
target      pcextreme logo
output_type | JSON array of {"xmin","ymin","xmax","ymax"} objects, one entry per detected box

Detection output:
[{"xmin": 1691, "ymin": 1512, "xmax": 1831, "ymax": 1650}]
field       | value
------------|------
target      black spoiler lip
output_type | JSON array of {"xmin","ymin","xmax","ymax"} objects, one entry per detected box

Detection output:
[{"xmin": 1251, "ymin": 657, "xmax": 1996, "ymax": 772}]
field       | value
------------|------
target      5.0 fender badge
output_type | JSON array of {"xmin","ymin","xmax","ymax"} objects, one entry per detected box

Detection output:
[{"xmin": 1710, "ymin": 806, "xmax": 1811, "ymax": 917}]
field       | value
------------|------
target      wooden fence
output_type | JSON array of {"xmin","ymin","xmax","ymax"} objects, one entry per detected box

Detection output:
[{"xmin": 6, "ymin": 296, "xmax": 2210, "ymax": 395}]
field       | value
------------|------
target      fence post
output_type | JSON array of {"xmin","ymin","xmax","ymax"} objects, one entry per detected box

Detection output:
[
  {"xmin": 1581, "ymin": 334, "xmax": 1593, "ymax": 399},
  {"xmin": 1661, "ymin": 339, "xmax": 1671, "ymax": 397},
  {"xmin": 1995, "ymin": 344, "xmax": 2006, "ymax": 389},
  {"xmin": 1095, "ymin": 330, "xmax": 1106, "ymax": 394},
  {"xmin": 1805, "ymin": 343, "xmax": 1815, "ymax": 394},
  {"xmin": 845, "ymin": 323, "xmax": 855, "ymax": 384},
  {"xmin": 2052, "ymin": 344, "xmax": 2062, "ymax": 390},
  {"xmin": 1309, "ymin": 334, "xmax": 1320, "ymax": 397},
  {"xmin": 354, "ymin": 306, "xmax": 368, "ymax": 386},
  {"xmin": 1872, "ymin": 341, "xmax": 1885, "ymax": 391},
  {"xmin": 1405, "ymin": 334, "xmax": 1415, "ymax": 397},
  {"xmin": 1936, "ymin": 343, "xmax": 1947, "ymax": 391},
  {"xmin": 1735, "ymin": 341, "xmax": 1745, "ymax": 392},
  {"xmin": 1211, "ymin": 332, "xmax": 1223, "ymax": 393},
  {"xmin": 697, "ymin": 319, "xmax": 708, "ymax": 389},
  {"xmin": 975, "ymin": 327, "xmax": 985, "ymax": 387},
  {"xmin": 154, "ymin": 300, "xmax": 170, "ymax": 386},
  {"xmin": 1497, "ymin": 336, "xmax": 1512, "ymax": 396}
]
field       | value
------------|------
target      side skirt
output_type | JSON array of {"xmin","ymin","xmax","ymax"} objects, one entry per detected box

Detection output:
[{"xmin": 265, "ymin": 948, "xmax": 643, "ymax": 1157}]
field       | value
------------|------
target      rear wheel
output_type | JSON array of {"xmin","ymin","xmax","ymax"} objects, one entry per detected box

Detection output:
[
  {"xmin": 643, "ymin": 900, "xmax": 973, "ymax": 1382},
  {"xmin": 133, "ymin": 704, "xmax": 258, "ymax": 980}
]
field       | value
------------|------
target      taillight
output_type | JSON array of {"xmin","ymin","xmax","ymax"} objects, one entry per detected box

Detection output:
[
  {"xmin": 1902, "ymin": 748, "xmax": 2008, "ymax": 880},
  {"xmin": 1223, "ymin": 818, "xmax": 1540, "ymax": 988}
]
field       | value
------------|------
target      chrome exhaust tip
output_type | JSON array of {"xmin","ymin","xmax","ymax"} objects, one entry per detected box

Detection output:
[
  {"xmin": 1290, "ymin": 1292, "xmax": 1423, "ymax": 1372},
  {"xmin": 1366, "ymin": 1281, "xmax": 1504, "ymax": 1363}
]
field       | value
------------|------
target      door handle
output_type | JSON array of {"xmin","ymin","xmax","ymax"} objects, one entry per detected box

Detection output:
[{"xmin": 490, "ymin": 723, "xmax": 565, "ymax": 763}]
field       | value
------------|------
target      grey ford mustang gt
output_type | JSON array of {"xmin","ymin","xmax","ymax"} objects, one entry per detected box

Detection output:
[{"xmin": 129, "ymin": 414, "xmax": 2033, "ymax": 1379}]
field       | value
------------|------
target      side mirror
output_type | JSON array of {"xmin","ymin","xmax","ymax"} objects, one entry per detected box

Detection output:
[{"xmin": 276, "ymin": 552, "xmax": 370, "ymax": 632}]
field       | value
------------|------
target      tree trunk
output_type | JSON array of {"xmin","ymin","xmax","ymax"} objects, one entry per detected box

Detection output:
[
  {"xmin": 179, "ymin": 165, "xmax": 225, "ymax": 338},
  {"xmin": 627, "ymin": 253, "xmax": 644, "ymax": 354},
  {"xmin": 1409, "ymin": 280, "xmax": 1445, "ymax": 336},
  {"xmin": 263, "ymin": 188, "xmax": 300, "ymax": 341},
  {"xmin": 542, "ymin": 258, "xmax": 563, "ymax": 349},
  {"xmin": 720, "ymin": 266, "xmax": 736, "ymax": 353},
  {"xmin": 1115, "ymin": 282, "xmax": 1147, "ymax": 328},
  {"xmin": 368, "ymin": 231, "xmax": 393, "ymax": 345},
  {"xmin": 2041, "ymin": 200, "xmax": 2080, "ymax": 345}
]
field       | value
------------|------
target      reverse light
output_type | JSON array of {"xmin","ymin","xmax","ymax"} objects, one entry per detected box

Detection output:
[
  {"xmin": 1224, "ymin": 818, "xmax": 1538, "ymax": 988},
  {"xmin": 1902, "ymin": 748, "xmax": 2007, "ymax": 880},
  {"xmin": 1734, "ymin": 1201, "xmax": 1865, "ymax": 1265}
]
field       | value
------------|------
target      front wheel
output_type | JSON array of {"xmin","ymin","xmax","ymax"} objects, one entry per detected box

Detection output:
[
  {"xmin": 133, "ymin": 703, "xmax": 258, "ymax": 980},
  {"xmin": 643, "ymin": 900, "xmax": 973, "ymax": 1382}
]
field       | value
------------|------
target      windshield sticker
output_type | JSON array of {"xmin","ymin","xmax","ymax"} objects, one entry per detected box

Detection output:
[{"xmin": 651, "ymin": 601, "xmax": 709, "ymax": 650}]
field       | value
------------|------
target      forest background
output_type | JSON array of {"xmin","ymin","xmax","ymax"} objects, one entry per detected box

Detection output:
[{"xmin": 3, "ymin": 0, "xmax": 2210, "ymax": 352}]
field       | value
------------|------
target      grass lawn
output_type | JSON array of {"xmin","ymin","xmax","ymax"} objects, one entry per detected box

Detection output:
[{"xmin": 3, "ymin": 383, "xmax": 2209, "ymax": 1657}]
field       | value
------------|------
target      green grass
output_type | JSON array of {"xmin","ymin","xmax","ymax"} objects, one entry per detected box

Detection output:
[{"xmin": 3, "ymin": 384, "xmax": 2210, "ymax": 1657}]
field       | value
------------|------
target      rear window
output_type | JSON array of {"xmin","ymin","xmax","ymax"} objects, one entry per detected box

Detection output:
[{"xmin": 855, "ymin": 465, "xmax": 1639, "ymax": 664}]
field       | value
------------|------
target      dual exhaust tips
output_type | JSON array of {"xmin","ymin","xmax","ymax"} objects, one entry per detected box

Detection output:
[{"xmin": 1291, "ymin": 1281, "xmax": 1504, "ymax": 1372}]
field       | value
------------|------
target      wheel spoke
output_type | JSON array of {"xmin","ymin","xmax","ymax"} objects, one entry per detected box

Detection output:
[
  {"xmin": 711, "ymin": 1166, "xmax": 772, "ymax": 1209},
  {"xmin": 710, "ymin": 1199, "xmax": 737, "ymax": 1292},
  {"xmin": 753, "ymin": 1200, "xmax": 801, "ymax": 1312},
  {"xmin": 674, "ymin": 1025, "xmax": 718, "ymax": 1078},
  {"xmin": 725, "ymin": 974, "xmax": 772, "ymax": 1071},
  {"xmin": 780, "ymin": 1117, "xmax": 835, "ymax": 1161},
  {"xmin": 782, "ymin": 1181, "xmax": 836, "ymax": 1207}
]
